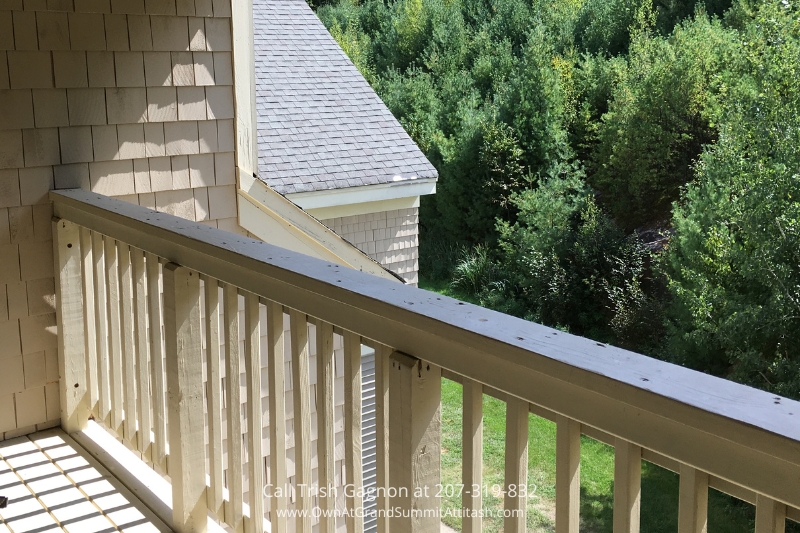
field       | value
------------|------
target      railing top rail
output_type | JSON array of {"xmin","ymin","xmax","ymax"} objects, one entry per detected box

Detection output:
[{"xmin": 52, "ymin": 189, "xmax": 800, "ymax": 508}]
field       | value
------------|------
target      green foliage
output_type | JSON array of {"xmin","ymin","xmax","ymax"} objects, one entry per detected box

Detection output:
[
  {"xmin": 589, "ymin": 12, "xmax": 739, "ymax": 231},
  {"xmin": 314, "ymin": 0, "xmax": 800, "ymax": 400},
  {"xmin": 663, "ymin": 0, "xmax": 800, "ymax": 398},
  {"xmin": 574, "ymin": 0, "xmax": 641, "ymax": 56},
  {"xmin": 450, "ymin": 244, "xmax": 503, "ymax": 294},
  {"xmin": 498, "ymin": 174, "xmax": 665, "ymax": 348}
]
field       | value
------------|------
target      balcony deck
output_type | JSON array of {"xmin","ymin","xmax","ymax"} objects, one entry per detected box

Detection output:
[
  {"xmin": 0, "ymin": 429, "xmax": 170, "ymax": 533},
  {"xmin": 43, "ymin": 189, "xmax": 800, "ymax": 533}
]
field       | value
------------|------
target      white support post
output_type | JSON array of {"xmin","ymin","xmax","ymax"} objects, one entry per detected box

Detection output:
[
  {"xmin": 613, "ymin": 439, "xmax": 641, "ymax": 533},
  {"xmin": 678, "ymin": 465, "xmax": 708, "ymax": 533},
  {"xmin": 231, "ymin": 0, "xmax": 257, "ymax": 181},
  {"xmin": 462, "ymin": 379, "xmax": 483, "ymax": 533},
  {"xmin": 504, "ymin": 398, "xmax": 528, "ymax": 533},
  {"xmin": 556, "ymin": 415, "xmax": 580, "ymax": 533},
  {"xmin": 163, "ymin": 263, "xmax": 208, "ymax": 533},
  {"xmin": 388, "ymin": 351, "xmax": 441, "ymax": 533},
  {"xmin": 53, "ymin": 219, "xmax": 90, "ymax": 434}
]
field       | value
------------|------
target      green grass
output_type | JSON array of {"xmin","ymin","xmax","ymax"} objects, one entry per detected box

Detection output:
[
  {"xmin": 423, "ymin": 276, "xmax": 769, "ymax": 533},
  {"xmin": 440, "ymin": 379, "xmax": 758, "ymax": 533}
]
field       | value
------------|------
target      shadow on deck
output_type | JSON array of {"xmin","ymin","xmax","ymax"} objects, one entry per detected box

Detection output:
[{"xmin": 0, "ymin": 429, "xmax": 171, "ymax": 533}]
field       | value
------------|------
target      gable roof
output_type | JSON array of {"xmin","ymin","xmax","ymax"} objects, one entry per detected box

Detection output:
[{"xmin": 253, "ymin": 0, "xmax": 438, "ymax": 195}]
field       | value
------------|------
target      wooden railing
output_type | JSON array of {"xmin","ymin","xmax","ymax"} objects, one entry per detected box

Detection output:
[{"xmin": 51, "ymin": 189, "xmax": 800, "ymax": 533}]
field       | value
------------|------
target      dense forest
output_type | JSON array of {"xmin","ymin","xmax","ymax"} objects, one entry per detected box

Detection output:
[{"xmin": 311, "ymin": 0, "xmax": 800, "ymax": 400}]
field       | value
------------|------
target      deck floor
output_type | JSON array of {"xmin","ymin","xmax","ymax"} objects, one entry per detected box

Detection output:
[{"xmin": 0, "ymin": 429, "xmax": 171, "ymax": 533}]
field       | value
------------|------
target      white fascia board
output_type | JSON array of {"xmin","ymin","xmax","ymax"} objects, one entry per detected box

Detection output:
[
  {"xmin": 286, "ymin": 177, "xmax": 437, "ymax": 210},
  {"xmin": 306, "ymin": 195, "xmax": 420, "ymax": 221}
]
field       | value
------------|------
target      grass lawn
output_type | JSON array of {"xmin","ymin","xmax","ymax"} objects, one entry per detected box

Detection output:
[{"xmin": 422, "ymin": 277, "xmax": 761, "ymax": 533}]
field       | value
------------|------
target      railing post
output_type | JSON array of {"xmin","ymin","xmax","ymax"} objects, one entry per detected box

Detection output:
[
  {"xmin": 243, "ymin": 291, "xmax": 264, "ymax": 533},
  {"xmin": 163, "ymin": 263, "xmax": 207, "ymax": 533},
  {"xmin": 204, "ymin": 277, "xmax": 224, "ymax": 520},
  {"xmin": 79, "ymin": 227, "xmax": 98, "ymax": 416},
  {"xmin": 316, "ymin": 320, "xmax": 337, "ymax": 533},
  {"xmin": 289, "ymin": 310, "xmax": 312, "ymax": 533},
  {"xmin": 375, "ymin": 344, "xmax": 391, "ymax": 533},
  {"xmin": 678, "ymin": 465, "xmax": 708, "ymax": 533},
  {"xmin": 388, "ymin": 351, "xmax": 441, "ymax": 533},
  {"xmin": 755, "ymin": 495, "xmax": 786, "ymax": 533},
  {"xmin": 53, "ymin": 219, "xmax": 90, "ymax": 433},
  {"xmin": 223, "ymin": 283, "xmax": 245, "ymax": 532},
  {"xmin": 504, "ymin": 398, "xmax": 528, "ymax": 533},
  {"xmin": 267, "ymin": 300, "xmax": 288, "ymax": 533},
  {"xmin": 344, "ymin": 330, "xmax": 364, "ymax": 533},
  {"xmin": 613, "ymin": 439, "xmax": 641, "ymax": 533},
  {"xmin": 462, "ymin": 379, "xmax": 483, "ymax": 533},
  {"xmin": 556, "ymin": 416, "xmax": 580, "ymax": 533}
]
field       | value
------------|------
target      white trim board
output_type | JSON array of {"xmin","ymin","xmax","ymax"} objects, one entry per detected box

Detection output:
[
  {"xmin": 286, "ymin": 178, "xmax": 436, "ymax": 210},
  {"xmin": 238, "ymin": 170, "xmax": 400, "ymax": 282},
  {"xmin": 307, "ymin": 195, "xmax": 420, "ymax": 221}
]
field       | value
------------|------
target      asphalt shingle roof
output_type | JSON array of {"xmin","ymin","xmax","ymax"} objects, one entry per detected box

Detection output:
[{"xmin": 253, "ymin": 0, "xmax": 438, "ymax": 195}]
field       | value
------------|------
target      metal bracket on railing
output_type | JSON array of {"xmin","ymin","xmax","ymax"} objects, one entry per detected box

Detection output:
[{"xmin": 0, "ymin": 495, "xmax": 8, "ymax": 508}]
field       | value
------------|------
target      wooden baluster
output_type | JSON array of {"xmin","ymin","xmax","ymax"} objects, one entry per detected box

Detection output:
[
  {"xmin": 462, "ymin": 379, "xmax": 483, "ymax": 533},
  {"xmin": 267, "ymin": 301, "xmax": 287, "ymax": 533},
  {"xmin": 92, "ymin": 232, "xmax": 110, "ymax": 423},
  {"xmin": 224, "ymin": 283, "xmax": 244, "ymax": 532},
  {"xmin": 613, "ymin": 438, "xmax": 641, "ymax": 533},
  {"xmin": 556, "ymin": 415, "xmax": 580, "ymax": 533},
  {"xmin": 374, "ymin": 345, "xmax": 390, "ymax": 533},
  {"xmin": 756, "ymin": 495, "xmax": 786, "ymax": 533},
  {"xmin": 132, "ymin": 248, "xmax": 152, "ymax": 457},
  {"xmin": 147, "ymin": 252, "xmax": 167, "ymax": 472},
  {"xmin": 388, "ymin": 352, "xmax": 441, "ymax": 533},
  {"xmin": 289, "ymin": 310, "xmax": 312, "ymax": 533},
  {"xmin": 244, "ymin": 292, "xmax": 264, "ymax": 533},
  {"xmin": 678, "ymin": 465, "xmax": 708, "ymax": 533},
  {"xmin": 79, "ymin": 227, "xmax": 98, "ymax": 416},
  {"xmin": 344, "ymin": 330, "xmax": 363, "ymax": 533},
  {"xmin": 316, "ymin": 321, "xmax": 336, "ymax": 533},
  {"xmin": 204, "ymin": 277, "xmax": 224, "ymax": 520},
  {"xmin": 504, "ymin": 398, "xmax": 528, "ymax": 533},
  {"xmin": 105, "ymin": 237, "xmax": 124, "ymax": 433},
  {"xmin": 53, "ymin": 219, "xmax": 89, "ymax": 433},
  {"xmin": 164, "ymin": 263, "xmax": 207, "ymax": 533},
  {"xmin": 119, "ymin": 243, "xmax": 137, "ymax": 445}
]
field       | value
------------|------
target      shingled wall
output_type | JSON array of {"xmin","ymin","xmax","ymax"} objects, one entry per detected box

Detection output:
[
  {"xmin": 321, "ymin": 207, "xmax": 420, "ymax": 286},
  {"xmin": 0, "ymin": 0, "xmax": 242, "ymax": 439}
]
